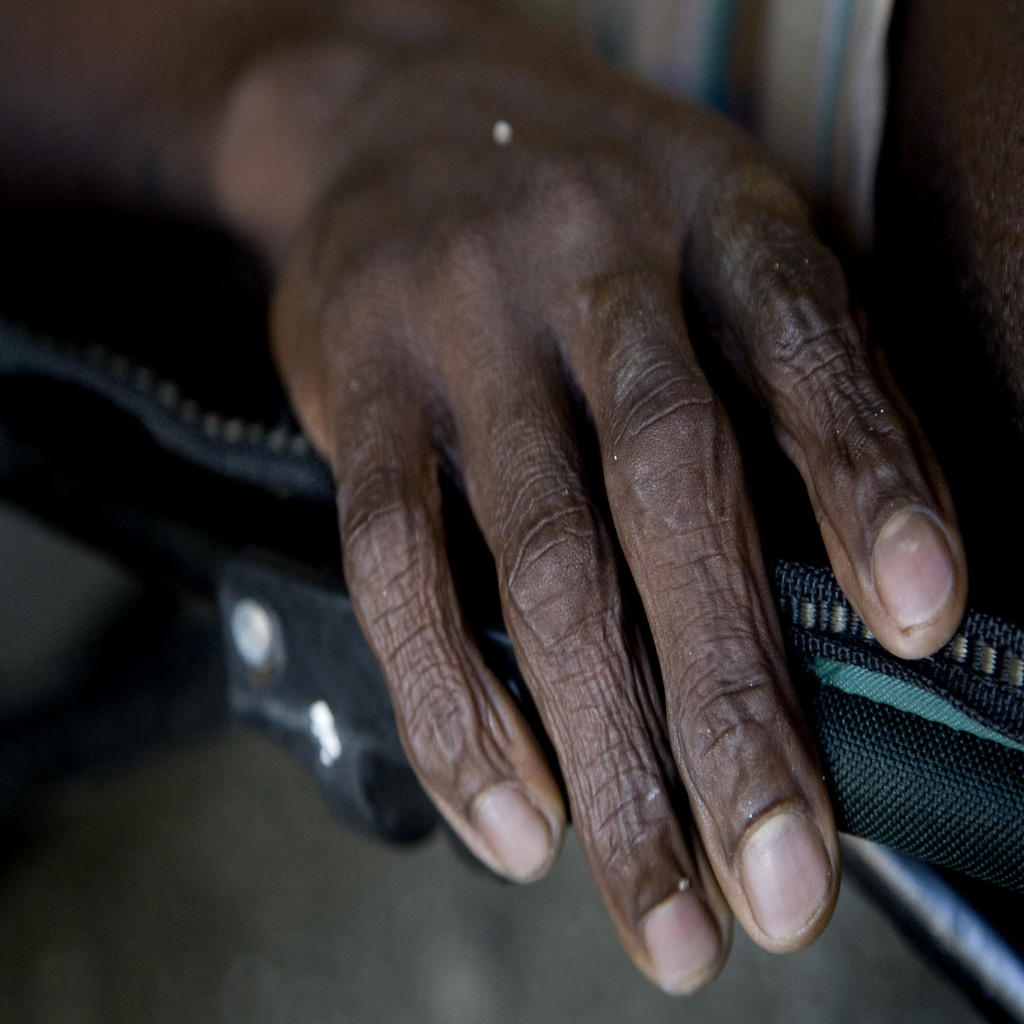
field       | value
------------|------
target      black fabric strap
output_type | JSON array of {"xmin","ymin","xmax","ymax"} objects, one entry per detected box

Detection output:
[{"xmin": 4, "ymin": 306, "xmax": 1024, "ymax": 890}]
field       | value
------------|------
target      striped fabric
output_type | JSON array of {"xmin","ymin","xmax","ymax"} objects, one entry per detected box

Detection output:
[{"xmin": 570, "ymin": 0, "xmax": 896, "ymax": 248}]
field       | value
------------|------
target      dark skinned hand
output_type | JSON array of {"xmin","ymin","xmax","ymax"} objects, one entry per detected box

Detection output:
[{"xmin": 209, "ymin": 0, "xmax": 969, "ymax": 994}]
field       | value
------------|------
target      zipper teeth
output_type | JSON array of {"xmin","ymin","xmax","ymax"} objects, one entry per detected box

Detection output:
[
  {"xmin": 5, "ymin": 319, "xmax": 313, "ymax": 457},
  {"xmin": 82, "ymin": 341, "xmax": 310, "ymax": 456},
  {"xmin": 776, "ymin": 565, "xmax": 1024, "ymax": 691}
]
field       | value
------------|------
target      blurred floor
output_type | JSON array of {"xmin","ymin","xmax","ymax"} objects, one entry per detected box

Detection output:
[{"xmin": 0, "ymin": 502, "xmax": 987, "ymax": 1024}]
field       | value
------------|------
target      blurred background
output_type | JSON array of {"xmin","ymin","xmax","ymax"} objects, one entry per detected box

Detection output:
[{"xmin": 0, "ymin": 500, "xmax": 986, "ymax": 1024}]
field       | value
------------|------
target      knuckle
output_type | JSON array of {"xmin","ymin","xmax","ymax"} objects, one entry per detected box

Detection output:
[
  {"xmin": 502, "ymin": 495, "xmax": 614, "ymax": 653},
  {"xmin": 404, "ymin": 154, "xmax": 618, "ymax": 266},
  {"xmin": 751, "ymin": 237, "xmax": 846, "ymax": 339},
  {"xmin": 691, "ymin": 163, "xmax": 840, "ymax": 340},
  {"xmin": 681, "ymin": 668, "xmax": 782, "ymax": 779},
  {"xmin": 734, "ymin": 243, "xmax": 927, "ymax": 493},
  {"xmin": 607, "ymin": 349, "xmax": 716, "ymax": 450},
  {"xmin": 390, "ymin": 617, "xmax": 516, "ymax": 805},
  {"xmin": 767, "ymin": 337, "xmax": 853, "ymax": 399},
  {"xmin": 775, "ymin": 361, "xmax": 918, "ymax": 500},
  {"xmin": 529, "ymin": 168, "xmax": 621, "ymax": 255},
  {"xmin": 529, "ymin": 161, "xmax": 604, "ymax": 218},
  {"xmin": 399, "ymin": 658, "xmax": 483, "ymax": 769},
  {"xmin": 821, "ymin": 401, "xmax": 905, "ymax": 474},
  {"xmin": 744, "ymin": 240, "xmax": 864, "ymax": 393},
  {"xmin": 582, "ymin": 766, "xmax": 676, "ymax": 882},
  {"xmin": 339, "ymin": 467, "xmax": 442, "ymax": 650},
  {"xmin": 585, "ymin": 266, "xmax": 677, "ymax": 344},
  {"xmin": 609, "ymin": 368, "xmax": 721, "ymax": 463},
  {"xmin": 605, "ymin": 373, "xmax": 744, "ymax": 530},
  {"xmin": 340, "ymin": 463, "xmax": 429, "ymax": 565}
]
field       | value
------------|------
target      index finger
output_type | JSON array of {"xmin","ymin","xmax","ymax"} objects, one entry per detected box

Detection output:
[{"xmin": 684, "ymin": 161, "xmax": 967, "ymax": 660}]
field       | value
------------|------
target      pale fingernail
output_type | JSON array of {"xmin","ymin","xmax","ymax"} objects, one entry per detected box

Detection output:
[
  {"xmin": 740, "ymin": 813, "xmax": 831, "ymax": 942},
  {"xmin": 873, "ymin": 509, "xmax": 956, "ymax": 631},
  {"xmin": 642, "ymin": 887, "xmax": 722, "ymax": 995},
  {"xmin": 475, "ymin": 784, "xmax": 554, "ymax": 882}
]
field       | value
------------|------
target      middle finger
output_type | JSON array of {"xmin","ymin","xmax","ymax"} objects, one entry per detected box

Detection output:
[{"xmin": 562, "ymin": 263, "xmax": 840, "ymax": 953}]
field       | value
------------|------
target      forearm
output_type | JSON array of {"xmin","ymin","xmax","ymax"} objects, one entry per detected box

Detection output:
[
  {"xmin": 0, "ymin": 0, "xmax": 500, "ymax": 240},
  {"xmin": 0, "ymin": 0, "xmax": 747, "ymax": 267}
]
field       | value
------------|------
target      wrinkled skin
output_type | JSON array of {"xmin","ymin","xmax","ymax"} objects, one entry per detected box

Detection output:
[{"xmin": 0, "ymin": 0, "xmax": 972, "ymax": 996}]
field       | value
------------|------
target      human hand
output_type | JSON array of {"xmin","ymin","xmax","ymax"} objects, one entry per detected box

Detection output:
[{"xmin": 217, "ymin": 0, "xmax": 968, "ymax": 994}]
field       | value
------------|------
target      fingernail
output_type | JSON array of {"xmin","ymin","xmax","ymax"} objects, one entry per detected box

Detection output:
[
  {"xmin": 475, "ymin": 784, "xmax": 554, "ymax": 881},
  {"xmin": 740, "ymin": 813, "xmax": 831, "ymax": 942},
  {"xmin": 642, "ymin": 887, "xmax": 722, "ymax": 995},
  {"xmin": 873, "ymin": 509, "xmax": 956, "ymax": 630}
]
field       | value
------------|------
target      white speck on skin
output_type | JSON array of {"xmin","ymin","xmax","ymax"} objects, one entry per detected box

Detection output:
[
  {"xmin": 646, "ymin": 788, "xmax": 661, "ymax": 803},
  {"xmin": 492, "ymin": 119, "xmax": 513, "ymax": 145}
]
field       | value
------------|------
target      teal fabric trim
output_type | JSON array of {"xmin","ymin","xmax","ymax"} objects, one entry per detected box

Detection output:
[{"xmin": 813, "ymin": 657, "xmax": 1024, "ymax": 754}]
